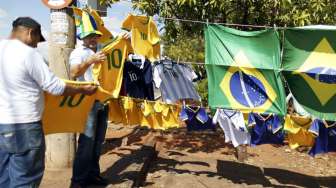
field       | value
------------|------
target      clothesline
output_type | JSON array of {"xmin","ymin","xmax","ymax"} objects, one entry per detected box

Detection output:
[
  {"xmin": 69, "ymin": 6, "xmax": 285, "ymax": 29},
  {"xmin": 103, "ymin": 95, "xmax": 212, "ymax": 110}
]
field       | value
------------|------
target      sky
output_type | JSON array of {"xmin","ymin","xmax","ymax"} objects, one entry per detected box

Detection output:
[{"xmin": 0, "ymin": 0, "xmax": 134, "ymax": 39}]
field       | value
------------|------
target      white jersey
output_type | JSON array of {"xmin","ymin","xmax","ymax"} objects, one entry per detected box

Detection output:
[
  {"xmin": 153, "ymin": 62, "xmax": 200, "ymax": 103},
  {"xmin": 213, "ymin": 109, "xmax": 251, "ymax": 147}
]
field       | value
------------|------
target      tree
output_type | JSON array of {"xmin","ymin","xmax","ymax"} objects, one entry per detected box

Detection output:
[{"xmin": 101, "ymin": 0, "xmax": 336, "ymax": 39}]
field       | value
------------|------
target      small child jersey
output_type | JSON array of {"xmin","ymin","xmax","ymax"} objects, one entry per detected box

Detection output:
[
  {"xmin": 154, "ymin": 102, "xmax": 181, "ymax": 130},
  {"xmin": 284, "ymin": 115, "xmax": 314, "ymax": 149},
  {"xmin": 213, "ymin": 109, "xmax": 251, "ymax": 147},
  {"xmin": 308, "ymin": 119, "xmax": 336, "ymax": 156},
  {"xmin": 180, "ymin": 106, "xmax": 215, "ymax": 131},
  {"xmin": 248, "ymin": 113, "xmax": 284, "ymax": 145},
  {"xmin": 121, "ymin": 14, "xmax": 160, "ymax": 61},
  {"xmin": 140, "ymin": 100, "xmax": 160, "ymax": 129},
  {"xmin": 123, "ymin": 60, "xmax": 154, "ymax": 100}
]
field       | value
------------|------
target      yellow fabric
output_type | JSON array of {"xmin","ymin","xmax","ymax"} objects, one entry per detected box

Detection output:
[
  {"xmin": 93, "ymin": 36, "xmax": 132, "ymax": 99},
  {"xmin": 73, "ymin": 7, "xmax": 113, "ymax": 43},
  {"xmin": 119, "ymin": 97, "xmax": 141, "ymax": 126},
  {"xmin": 153, "ymin": 102, "xmax": 181, "ymax": 129},
  {"xmin": 140, "ymin": 101, "xmax": 162, "ymax": 130},
  {"xmin": 108, "ymin": 98, "xmax": 123, "ymax": 124},
  {"xmin": 89, "ymin": 8, "xmax": 113, "ymax": 43},
  {"xmin": 163, "ymin": 104, "xmax": 181, "ymax": 129},
  {"xmin": 73, "ymin": 7, "xmax": 83, "ymax": 26},
  {"xmin": 284, "ymin": 115, "xmax": 314, "ymax": 149},
  {"xmin": 121, "ymin": 14, "xmax": 160, "ymax": 61},
  {"xmin": 42, "ymin": 81, "xmax": 97, "ymax": 134}
]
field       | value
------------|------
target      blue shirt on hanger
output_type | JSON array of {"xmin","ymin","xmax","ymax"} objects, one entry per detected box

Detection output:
[
  {"xmin": 180, "ymin": 106, "xmax": 216, "ymax": 131},
  {"xmin": 123, "ymin": 60, "xmax": 154, "ymax": 100},
  {"xmin": 248, "ymin": 113, "xmax": 284, "ymax": 146},
  {"xmin": 308, "ymin": 119, "xmax": 336, "ymax": 156}
]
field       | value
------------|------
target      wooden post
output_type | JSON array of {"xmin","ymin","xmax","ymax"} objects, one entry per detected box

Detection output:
[{"xmin": 45, "ymin": 6, "xmax": 76, "ymax": 169}]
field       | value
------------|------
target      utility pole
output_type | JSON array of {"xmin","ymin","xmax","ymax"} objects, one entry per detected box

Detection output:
[
  {"xmin": 44, "ymin": 1, "xmax": 76, "ymax": 169},
  {"xmin": 43, "ymin": 0, "xmax": 107, "ymax": 169}
]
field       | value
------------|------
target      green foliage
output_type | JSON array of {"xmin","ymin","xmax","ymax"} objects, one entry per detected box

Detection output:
[{"xmin": 101, "ymin": 0, "xmax": 336, "ymax": 38}]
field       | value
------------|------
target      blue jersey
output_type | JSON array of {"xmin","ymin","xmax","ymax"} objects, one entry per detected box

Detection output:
[
  {"xmin": 248, "ymin": 113, "xmax": 284, "ymax": 145},
  {"xmin": 180, "ymin": 106, "xmax": 215, "ymax": 131},
  {"xmin": 308, "ymin": 119, "xmax": 336, "ymax": 156},
  {"xmin": 123, "ymin": 60, "xmax": 154, "ymax": 100}
]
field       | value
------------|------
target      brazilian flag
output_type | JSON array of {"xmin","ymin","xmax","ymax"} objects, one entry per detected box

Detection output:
[
  {"xmin": 283, "ymin": 27, "xmax": 336, "ymax": 120},
  {"xmin": 205, "ymin": 25, "xmax": 286, "ymax": 115}
]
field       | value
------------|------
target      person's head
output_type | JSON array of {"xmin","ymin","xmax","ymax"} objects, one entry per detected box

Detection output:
[
  {"xmin": 10, "ymin": 17, "xmax": 45, "ymax": 48},
  {"xmin": 82, "ymin": 33, "xmax": 100, "ymax": 51}
]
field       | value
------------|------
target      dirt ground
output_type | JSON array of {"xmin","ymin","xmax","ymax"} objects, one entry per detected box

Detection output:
[{"xmin": 41, "ymin": 126, "xmax": 336, "ymax": 188}]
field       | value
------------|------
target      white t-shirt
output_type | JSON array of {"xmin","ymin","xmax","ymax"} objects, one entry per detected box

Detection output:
[
  {"xmin": 69, "ymin": 45, "xmax": 95, "ymax": 81},
  {"xmin": 0, "ymin": 39, "xmax": 66, "ymax": 124},
  {"xmin": 213, "ymin": 109, "xmax": 251, "ymax": 147}
]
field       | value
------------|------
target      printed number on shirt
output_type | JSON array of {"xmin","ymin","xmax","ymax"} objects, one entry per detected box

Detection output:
[
  {"xmin": 129, "ymin": 73, "xmax": 138, "ymax": 82},
  {"xmin": 107, "ymin": 49, "xmax": 122, "ymax": 70},
  {"xmin": 59, "ymin": 94, "xmax": 85, "ymax": 107},
  {"xmin": 140, "ymin": 32, "xmax": 147, "ymax": 40}
]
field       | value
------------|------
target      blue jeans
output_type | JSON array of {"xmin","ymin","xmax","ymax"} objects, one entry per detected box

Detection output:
[
  {"xmin": 72, "ymin": 101, "xmax": 109, "ymax": 183},
  {"xmin": 0, "ymin": 121, "xmax": 45, "ymax": 188}
]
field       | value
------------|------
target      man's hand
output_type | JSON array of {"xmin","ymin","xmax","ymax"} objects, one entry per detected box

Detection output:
[
  {"xmin": 120, "ymin": 31, "xmax": 131, "ymax": 40},
  {"xmin": 80, "ymin": 85, "xmax": 98, "ymax": 96},
  {"xmin": 87, "ymin": 51, "xmax": 107, "ymax": 65}
]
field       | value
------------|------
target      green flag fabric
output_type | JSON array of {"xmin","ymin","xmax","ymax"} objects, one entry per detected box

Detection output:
[
  {"xmin": 205, "ymin": 25, "xmax": 286, "ymax": 115},
  {"xmin": 283, "ymin": 28, "xmax": 336, "ymax": 120}
]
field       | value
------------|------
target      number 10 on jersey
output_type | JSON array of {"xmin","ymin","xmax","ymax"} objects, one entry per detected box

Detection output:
[{"xmin": 107, "ymin": 49, "xmax": 122, "ymax": 70}]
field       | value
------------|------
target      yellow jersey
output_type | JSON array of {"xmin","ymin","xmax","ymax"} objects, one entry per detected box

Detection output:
[
  {"xmin": 43, "ymin": 81, "xmax": 96, "ymax": 134},
  {"xmin": 121, "ymin": 14, "xmax": 160, "ymax": 61},
  {"xmin": 119, "ymin": 97, "xmax": 141, "ymax": 126},
  {"xmin": 93, "ymin": 36, "xmax": 132, "ymax": 99},
  {"xmin": 284, "ymin": 115, "xmax": 314, "ymax": 149},
  {"xmin": 140, "ymin": 100, "xmax": 163, "ymax": 130},
  {"xmin": 153, "ymin": 102, "xmax": 181, "ymax": 130},
  {"xmin": 107, "ymin": 98, "xmax": 124, "ymax": 124}
]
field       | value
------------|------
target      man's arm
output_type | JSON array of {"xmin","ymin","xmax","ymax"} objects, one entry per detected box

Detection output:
[
  {"xmin": 70, "ymin": 51, "xmax": 106, "ymax": 79},
  {"xmin": 26, "ymin": 50, "xmax": 97, "ymax": 96},
  {"xmin": 62, "ymin": 83, "xmax": 97, "ymax": 96}
]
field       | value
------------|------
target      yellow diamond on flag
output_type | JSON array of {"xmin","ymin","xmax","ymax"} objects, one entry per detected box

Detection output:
[
  {"xmin": 293, "ymin": 38, "xmax": 336, "ymax": 106},
  {"xmin": 220, "ymin": 51, "xmax": 277, "ymax": 113}
]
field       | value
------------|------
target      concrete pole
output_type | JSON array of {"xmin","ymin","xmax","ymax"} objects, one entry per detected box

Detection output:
[{"xmin": 45, "ymin": 6, "xmax": 76, "ymax": 169}]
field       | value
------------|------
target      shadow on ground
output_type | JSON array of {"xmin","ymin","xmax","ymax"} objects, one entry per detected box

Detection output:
[{"xmin": 94, "ymin": 129, "xmax": 336, "ymax": 188}]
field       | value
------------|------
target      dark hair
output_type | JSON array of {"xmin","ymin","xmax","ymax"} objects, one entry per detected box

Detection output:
[{"xmin": 12, "ymin": 17, "xmax": 45, "ymax": 42}]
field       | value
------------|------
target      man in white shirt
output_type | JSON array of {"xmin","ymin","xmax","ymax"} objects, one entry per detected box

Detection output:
[
  {"xmin": 69, "ymin": 29, "xmax": 109, "ymax": 187},
  {"xmin": 0, "ymin": 17, "xmax": 98, "ymax": 187}
]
